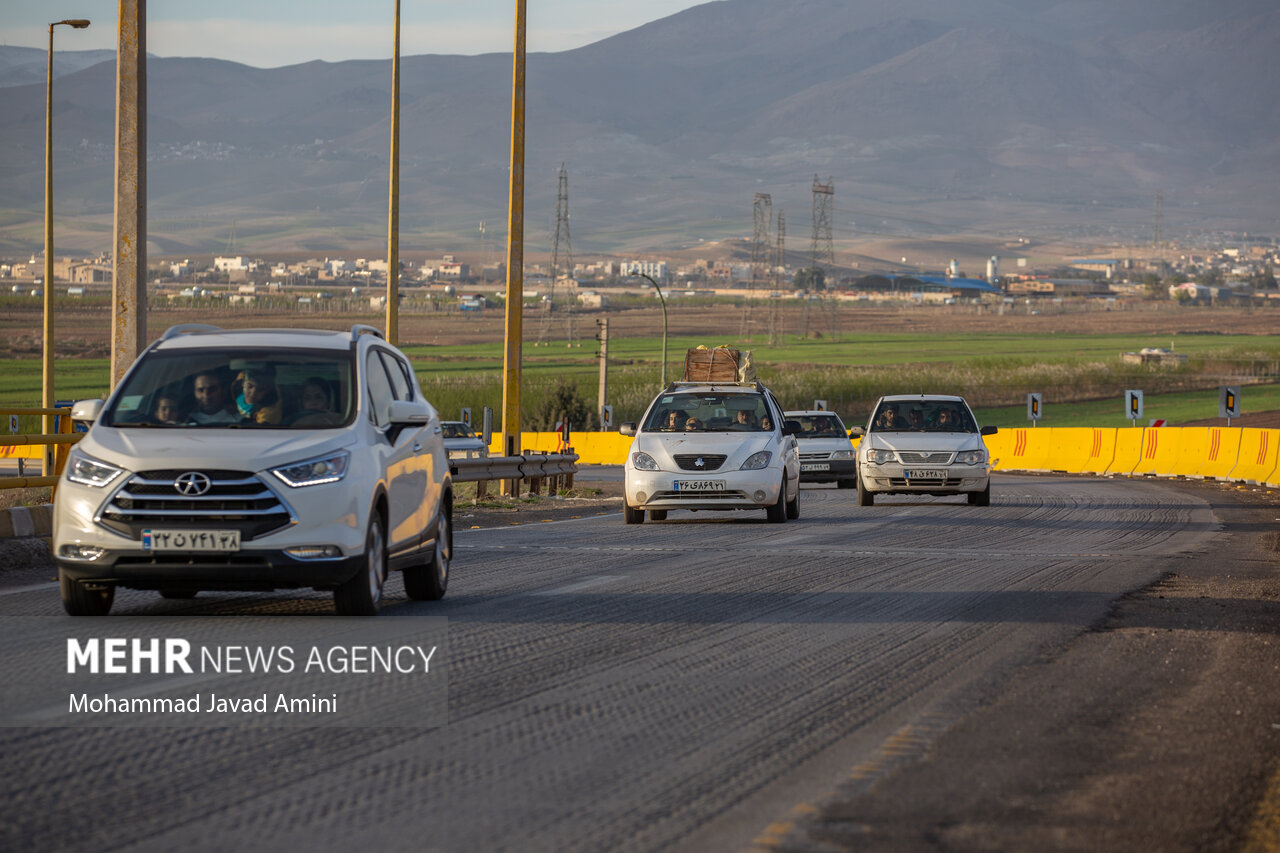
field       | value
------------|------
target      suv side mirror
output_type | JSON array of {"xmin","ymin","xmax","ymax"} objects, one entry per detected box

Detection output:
[
  {"xmin": 619, "ymin": 422, "xmax": 636, "ymax": 437},
  {"xmin": 71, "ymin": 399, "xmax": 104, "ymax": 423},
  {"xmin": 388, "ymin": 399, "xmax": 433, "ymax": 425},
  {"xmin": 848, "ymin": 426, "xmax": 865, "ymax": 438},
  {"xmin": 981, "ymin": 425, "xmax": 998, "ymax": 436}
]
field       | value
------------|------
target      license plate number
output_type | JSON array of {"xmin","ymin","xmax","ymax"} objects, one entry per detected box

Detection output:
[
  {"xmin": 800, "ymin": 463, "xmax": 830, "ymax": 472},
  {"xmin": 673, "ymin": 479, "xmax": 726, "ymax": 491},
  {"xmin": 904, "ymin": 469, "xmax": 946, "ymax": 480},
  {"xmin": 142, "ymin": 529, "xmax": 241, "ymax": 552}
]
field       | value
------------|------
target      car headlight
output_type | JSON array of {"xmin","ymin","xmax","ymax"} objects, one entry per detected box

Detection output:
[
  {"xmin": 65, "ymin": 449, "xmax": 125, "ymax": 487},
  {"xmin": 956, "ymin": 450, "xmax": 986, "ymax": 465},
  {"xmin": 740, "ymin": 450, "xmax": 772, "ymax": 470},
  {"xmin": 271, "ymin": 450, "xmax": 350, "ymax": 487},
  {"xmin": 865, "ymin": 449, "xmax": 895, "ymax": 464},
  {"xmin": 631, "ymin": 451, "xmax": 660, "ymax": 471},
  {"xmin": 830, "ymin": 450, "xmax": 854, "ymax": 459}
]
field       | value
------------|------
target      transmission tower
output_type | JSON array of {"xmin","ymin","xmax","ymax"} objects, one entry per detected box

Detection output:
[
  {"xmin": 1152, "ymin": 190, "xmax": 1164, "ymax": 274},
  {"xmin": 770, "ymin": 210, "xmax": 785, "ymax": 344},
  {"xmin": 810, "ymin": 176, "xmax": 837, "ymax": 340},
  {"xmin": 540, "ymin": 164, "xmax": 576, "ymax": 345},
  {"xmin": 742, "ymin": 193, "xmax": 772, "ymax": 340}
]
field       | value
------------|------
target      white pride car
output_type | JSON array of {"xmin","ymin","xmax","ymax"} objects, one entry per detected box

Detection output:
[
  {"xmin": 851, "ymin": 394, "xmax": 998, "ymax": 506},
  {"xmin": 620, "ymin": 381, "xmax": 800, "ymax": 523}
]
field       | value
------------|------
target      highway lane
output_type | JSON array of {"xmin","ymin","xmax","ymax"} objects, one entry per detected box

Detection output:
[{"xmin": 0, "ymin": 475, "xmax": 1218, "ymax": 852}]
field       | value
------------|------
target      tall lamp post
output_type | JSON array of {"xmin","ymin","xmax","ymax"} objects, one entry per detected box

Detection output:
[
  {"xmin": 632, "ymin": 271, "xmax": 668, "ymax": 387},
  {"xmin": 44, "ymin": 17, "xmax": 90, "ymax": 475}
]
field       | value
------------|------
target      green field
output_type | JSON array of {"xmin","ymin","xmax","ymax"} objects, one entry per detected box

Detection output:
[{"xmin": 3, "ymin": 331, "xmax": 1279, "ymax": 432}]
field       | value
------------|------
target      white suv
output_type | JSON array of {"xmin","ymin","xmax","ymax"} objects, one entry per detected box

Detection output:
[
  {"xmin": 54, "ymin": 324, "xmax": 453, "ymax": 616},
  {"xmin": 852, "ymin": 394, "xmax": 997, "ymax": 506},
  {"xmin": 619, "ymin": 381, "xmax": 800, "ymax": 523}
]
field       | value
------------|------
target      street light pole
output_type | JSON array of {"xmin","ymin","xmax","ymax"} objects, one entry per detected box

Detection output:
[
  {"xmin": 633, "ymin": 271, "xmax": 668, "ymax": 388},
  {"xmin": 44, "ymin": 17, "xmax": 90, "ymax": 475}
]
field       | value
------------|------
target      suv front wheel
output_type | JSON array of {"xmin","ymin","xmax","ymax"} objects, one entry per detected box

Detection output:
[
  {"xmin": 335, "ymin": 513, "xmax": 387, "ymax": 616},
  {"xmin": 60, "ymin": 572, "xmax": 115, "ymax": 616}
]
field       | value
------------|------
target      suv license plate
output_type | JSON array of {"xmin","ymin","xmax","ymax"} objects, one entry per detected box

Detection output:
[
  {"xmin": 904, "ymin": 469, "xmax": 946, "ymax": 480},
  {"xmin": 673, "ymin": 479, "xmax": 726, "ymax": 492},
  {"xmin": 142, "ymin": 529, "xmax": 241, "ymax": 552}
]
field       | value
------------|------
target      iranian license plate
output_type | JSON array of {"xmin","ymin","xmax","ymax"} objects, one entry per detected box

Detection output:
[
  {"xmin": 673, "ymin": 479, "xmax": 726, "ymax": 492},
  {"xmin": 142, "ymin": 529, "xmax": 241, "ymax": 552},
  {"xmin": 904, "ymin": 469, "xmax": 946, "ymax": 480},
  {"xmin": 800, "ymin": 463, "xmax": 830, "ymax": 472}
]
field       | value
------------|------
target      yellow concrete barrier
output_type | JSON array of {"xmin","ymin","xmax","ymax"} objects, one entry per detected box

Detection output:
[
  {"xmin": 1040, "ymin": 427, "xmax": 1098, "ymax": 473},
  {"xmin": 487, "ymin": 432, "xmax": 631, "ymax": 465},
  {"xmin": 1230, "ymin": 429, "xmax": 1280, "ymax": 484},
  {"xmin": 1130, "ymin": 426, "xmax": 1186, "ymax": 477},
  {"xmin": 1077, "ymin": 428, "xmax": 1118, "ymax": 476},
  {"xmin": 1188, "ymin": 427, "xmax": 1242, "ymax": 480},
  {"xmin": 992, "ymin": 427, "xmax": 1053, "ymax": 472},
  {"xmin": 1105, "ymin": 427, "xmax": 1146, "ymax": 476}
]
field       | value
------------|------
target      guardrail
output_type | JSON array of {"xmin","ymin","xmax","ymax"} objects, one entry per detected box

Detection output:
[
  {"xmin": 0, "ymin": 407, "xmax": 79, "ymax": 492},
  {"xmin": 450, "ymin": 451, "xmax": 578, "ymax": 498}
]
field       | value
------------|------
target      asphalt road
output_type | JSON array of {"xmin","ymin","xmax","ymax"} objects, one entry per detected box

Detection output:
[{"xmin": 0, "ymin": 474, "xmax": 1267, "ymax": 852}]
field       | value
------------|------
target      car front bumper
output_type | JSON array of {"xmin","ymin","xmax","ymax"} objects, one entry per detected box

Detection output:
[
  {"xmin": 858, "ymin": 463, "xmax": 990, "ymax": 495},
  {"xmin": 625, "ymin": 467, "xmax": 784, "ymax": 511}
]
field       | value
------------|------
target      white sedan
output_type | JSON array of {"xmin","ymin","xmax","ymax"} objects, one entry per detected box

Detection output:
[{"xmin": 851, "ymin": 394, "xmax": 997, "ymax": 506}]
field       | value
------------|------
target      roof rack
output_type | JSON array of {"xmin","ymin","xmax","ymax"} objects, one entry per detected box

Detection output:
[
  {"xmin": 161, "ymin": 323, "xmax": 222, "ymax": 340},
  {"xmin": 665, "ymin": 379, "xmax": 765, "ymax": 391},
  {"xmin": 350, "ymin": 324, "xmax": 386, "ymax": 342}
]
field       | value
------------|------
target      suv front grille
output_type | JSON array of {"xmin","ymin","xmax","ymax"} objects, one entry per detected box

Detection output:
[
  {"xmin": 673, "ymin": 454, "xmax": 728, "ymax": 472},
  {"xmin": 898, "ymin": 451, "xmax": 953, "ymax": 465},
  {"xmin": 100, "ymin": 469, "xmax": 293, "ymax": 541}
]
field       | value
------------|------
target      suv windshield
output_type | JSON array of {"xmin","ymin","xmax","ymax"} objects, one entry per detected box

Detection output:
[
  {"xmin": 870, "ymin": 400, "xmax": 976, "ymax": 433},
  {"xmin": 103, "ymin": 348, "xmax": 355, "ymax": 428},
  {"xmin": 644, "ymin": 392, "xmax": 773, "ymax": 432},
  {"xmin": 790, "ymin": 414, "xmax": 846, "ymax": 437}
]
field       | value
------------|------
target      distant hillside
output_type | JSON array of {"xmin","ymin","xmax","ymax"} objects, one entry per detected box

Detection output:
[{"xmin": 1, "ymin": 0, "xmax": 1277, "ymax": 259}]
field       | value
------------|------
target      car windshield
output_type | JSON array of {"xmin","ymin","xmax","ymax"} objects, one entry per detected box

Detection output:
[
  {"xmin": 789, "ymin": 414, "xmax": 846, "ymax": 438},
  {"xmin": 870, "ymin": 400, "xmax": 976, "ymax": 433},
  {"xmin": 442, "ymin": 423, "xmax": 476, "ymax": 439},
  {"xmin": 644, "ymin": 392, "xmax": 772, "ymax": 432},
  {"xmin": 102, "ymin": 348, "xmax": 355, "ymax": 429}
]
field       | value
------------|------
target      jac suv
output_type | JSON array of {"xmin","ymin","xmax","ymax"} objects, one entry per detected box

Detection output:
[{"xmin": 54, "ymin": 324, "xmax": 453, "ymax": 616}]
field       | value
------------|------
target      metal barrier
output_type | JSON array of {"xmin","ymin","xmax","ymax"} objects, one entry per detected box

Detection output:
[
  {"xmin": 450, "ymin": 451, "xmax": 579, "ymax": 498},
  {"xmin": 0, "ymin": 407, "xmax": 79, "ymax": 492}
]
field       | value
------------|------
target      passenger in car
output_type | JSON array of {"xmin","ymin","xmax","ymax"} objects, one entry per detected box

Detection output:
[
  {"xmin": 235, "ymin": 365, "xmax": 283, "ymax": 425},
  {"xmin": 684, "ymin": 416, "xmax": 704, "ymax": 431},
  {"xmin": 151, "ymin": 394, "xmax": 184, "ymax": 425},
  {"xmin": 663, "ymin": 410, "xmax": 688, "ymax": 431},
  {"xmin": 875, "ymin": 404, "xmax": 903, "ymax": 430},
  {"xmin": 187, "ymin": 370, "xmax": 239, "ymax": 424},
  {"xmin": 908, "ymin": 409, "xmax": 924, "ymax": 430},
  {"xmin": 733, "ymin": 409, "xmax": 758, "ymax": 429},
  {"xmin": 760, "ymin": 415, "xmax": 773, "ymax": 431},
  {"xmin": 300, "ymin": 377, "xmax": 335, "ymax": 414},
  {"xmin": 933, "ymin": 408, "xmax": 956, "ymax": 430}
]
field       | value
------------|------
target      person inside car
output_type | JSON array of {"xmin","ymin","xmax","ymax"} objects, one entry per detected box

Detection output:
[
  {"xmin": 733, "ymin": 409, "xmax": 758, "ymax": 429},
  {"xmin": 151, "ymin": 394, "xmax": 183, "ymax": 425},
  {"xmin": 300, "ymin": 377, "xmax": 335, "ymax": 414},
  {"xmin": 187, "ymin": 370, "xmax": 238, "ymax": 424},
  {"xmin": 235, "ymin": 365, "xmax": 283, "ymax": 425},
  {"xmin": 663, "ymin": 410, "xmax": 688, "ymax": 431},
  {"xmin": 908, "ymin": 409, "xmax": 924, "ymax": 430},
  {"xmin": 760, "ymin": 415, "xmax": 773, "ymax": 431},
  {"xmin": 875, "ymin": 404, "xmax": 903, "ymax": 430},
  {"xmin": 684, "ymin": 416, "xmax": 703, "ymax": 431}
]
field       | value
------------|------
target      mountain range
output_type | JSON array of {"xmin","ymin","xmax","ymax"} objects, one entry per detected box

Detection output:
[{"xmin": 1, "ymin": 0, "xmax": 1277, "ymax": 261}]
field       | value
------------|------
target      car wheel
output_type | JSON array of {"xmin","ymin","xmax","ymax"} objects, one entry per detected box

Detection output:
[
  {"xmin": 766, "ymin": 476, "xmax": 788, "ymax": 523},
  {"xmin": 405, "ymin": 500, "xmax": 451, "ymax": 601},
  {"xmin": 60, "ymin": 571, "xmax": 114, "ymax": 616},
  {"xmin": 335, "ymin": 513, "xmax": 386, "ymax": 616},
  {"xmin": 837, "ymin": 478, "xmax": 856, "ymax": 490},
  {"xmin": 857, "ymin": 475, "xmax": 874, "ymax": 506},
  {"xmin": 624, "ymin": 504, "xmax": 645, "ymax": 524},
  {"xmin": 159, "ymin": 589, "xmax": 197, "ymax": 599},
  {"xmin": 649, "ymin": 510, "xmax": 668, "ymax": 521},
  {"xmin": 785, "ymin": 479, "xmax": 800, "ymax": 519},
  {"xmin": 968, "ymin": 482, "xmax": 991, "ymax": 506}
]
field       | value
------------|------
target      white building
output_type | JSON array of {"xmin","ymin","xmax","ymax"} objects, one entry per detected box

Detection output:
[{"xmin": 621, "ymin": 260, "xmax": 668, "ymax": 282}]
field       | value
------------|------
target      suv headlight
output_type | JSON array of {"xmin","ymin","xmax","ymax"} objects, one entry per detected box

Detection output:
[
  {"xmin": 271, "ymin": 450, "xmax": 350, "ymax": 487},
  {"xmin": 631, "ymin": 451, "xmax": 660, "ymax": 471},
  {"xmin": 866, "ymin": 449, "xmax": 895, "ymax": 464},
  {"xmin": 740, "ymin": 451, "xmax": 772, "ymax": 470},
  {"xmin": 956, "ymin": 450, "xmax": 986, "ymax": 465},
  {"xmin": 65, "ymin": 449, "xmax": 125, "ymax": 487}
]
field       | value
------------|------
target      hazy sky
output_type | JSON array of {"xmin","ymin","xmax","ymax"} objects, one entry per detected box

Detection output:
[{"xmin": 4, "ymin": 1, "xmax": 706, "ymax": 66}]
